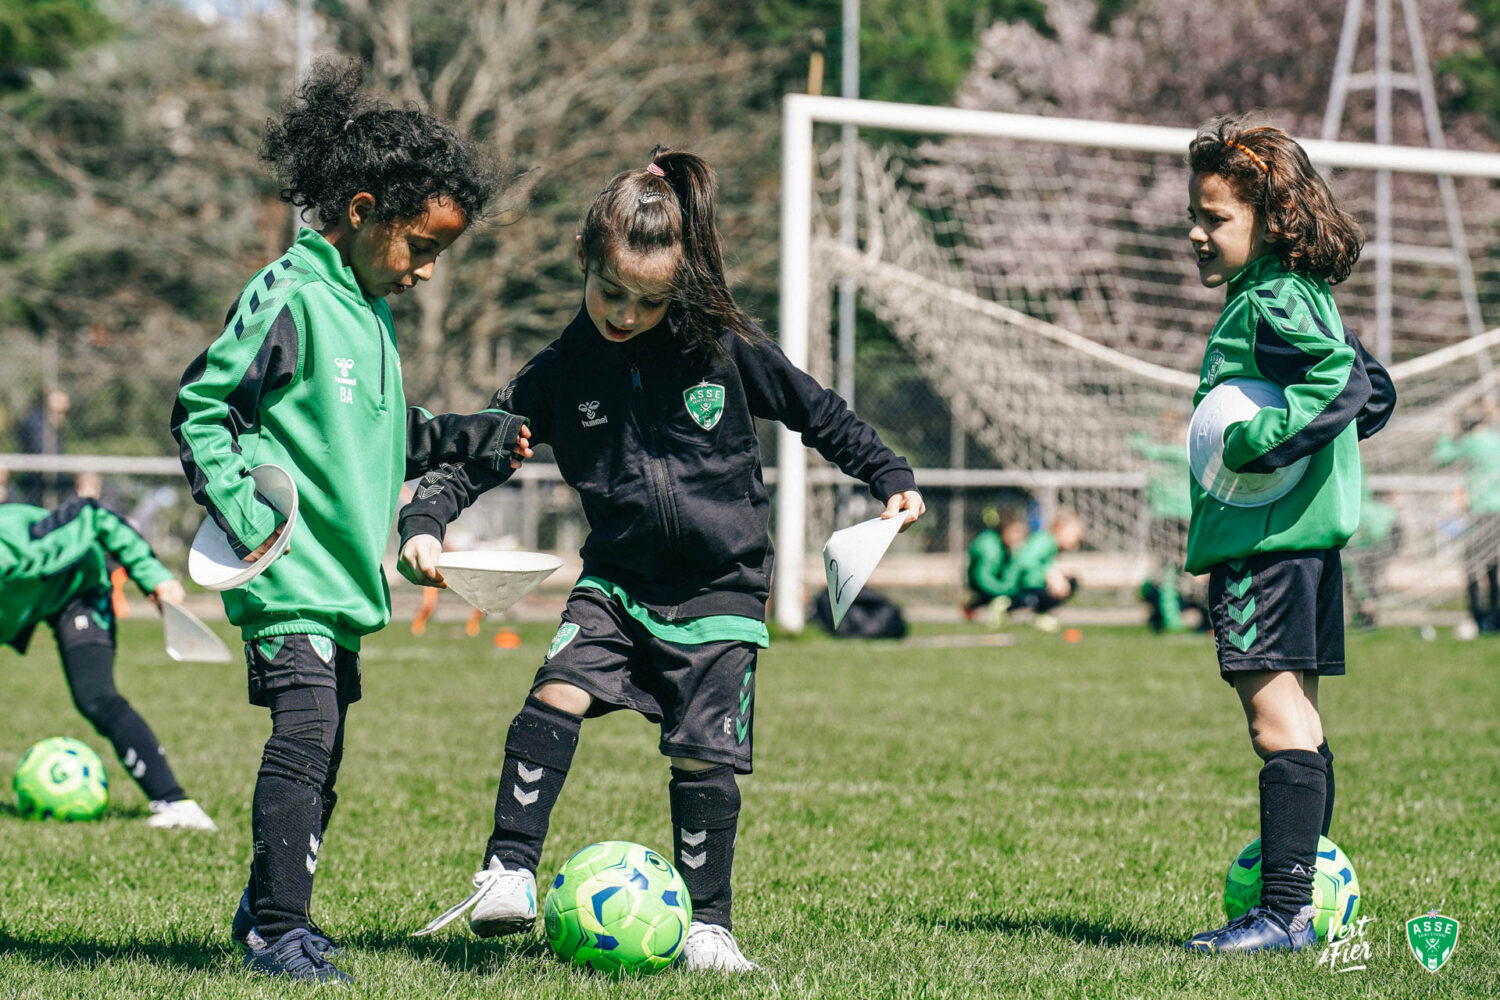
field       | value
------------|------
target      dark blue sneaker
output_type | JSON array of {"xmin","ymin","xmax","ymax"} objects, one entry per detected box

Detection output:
[
  {"xmin": 233, "ymin": 888, "xmax": 339, "ymax": 955},
  {"xmin": 244, "ymin": 927, "xmax": 352, "ymax": 983},
  {"xmin": 231, "ymin": 888, "xmax": 266, "ymax": 951},
  {"xmin": 1185, "ymin": 905, "xmax": 1316, "ymax": 953}
]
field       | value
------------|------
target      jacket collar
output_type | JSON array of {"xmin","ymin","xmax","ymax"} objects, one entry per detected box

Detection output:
[
  {"xmin": 1224, "ymin": 252, "xmax": 1286, "ymax": 300},
  {"xmin": 288, "ymin": 227, "xmax": 370, "ymax": 304}
]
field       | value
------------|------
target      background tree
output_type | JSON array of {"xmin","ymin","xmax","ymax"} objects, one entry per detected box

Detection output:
[{"xmin": 0, "ymin": 0, "xmax": 112, "ymax": 88}]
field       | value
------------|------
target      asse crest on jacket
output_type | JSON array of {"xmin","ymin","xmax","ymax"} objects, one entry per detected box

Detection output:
[{"xmin": 684, "ymin": 383, "xmax": 725, "ymax": 430}]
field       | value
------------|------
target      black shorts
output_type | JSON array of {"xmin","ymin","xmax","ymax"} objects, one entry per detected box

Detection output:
[
  {"xmin": 244, "ymin": 634, "xmax": 362, "ymax": 708},
  {"xmin": 1208, "ymin": 549, "xmax": 1345, "ymax": 684},
  {"xmin": 534, "ymin": 588, "xmax": 758, "ymax": 773},
  {"xmin": 49, "ymin": 591, "xmax": 116, "ymax": 654}
]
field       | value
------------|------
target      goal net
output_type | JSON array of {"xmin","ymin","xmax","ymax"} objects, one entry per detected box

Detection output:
[{"xmin": 775, "ymin": 96, "xmax": 1500, "ymax": 630}]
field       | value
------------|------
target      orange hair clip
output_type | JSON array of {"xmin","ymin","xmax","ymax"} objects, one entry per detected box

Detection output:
[{"xmin": 1225, "ymin": 139, "xmax": 1270, "ymax": 175}]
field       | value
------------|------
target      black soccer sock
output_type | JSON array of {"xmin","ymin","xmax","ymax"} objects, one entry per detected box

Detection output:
[
  {"xmin": 319, "ymin": 701, "xmax": 349, "ymax": 835},
  {"xmin": 669, "ymin": 764, "xmax": 740, "ymax": 930},
  {"xmin": 252, "ymin": 686, "xmax": 339, "ymax": 945},
  {"xmin": 1468, "ymin": 576, "xmax": 1484, "ymax": 624},
  {"xmin": 1317, "ymin": 740, "xmax": 1335, "ymax": 837},
  {"xmin": 61, "ymin": 637, "xmax": 184, "ymax": 803},
  {"xmin": 484, "ymin": 696, "xmax": 582, "ymax": 872},
  {"xmin": 1488, "ymin": 564, "xmax": 1500, "ymax": 623},
  {"xmin": 1258, "ymin": 749, "xmax": 1326, "ymax": 923}
]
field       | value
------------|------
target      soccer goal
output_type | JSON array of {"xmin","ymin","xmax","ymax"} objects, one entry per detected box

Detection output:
[{"xmin": 774, "ymin": 95, "xmax": 1500, "ymax": 632}]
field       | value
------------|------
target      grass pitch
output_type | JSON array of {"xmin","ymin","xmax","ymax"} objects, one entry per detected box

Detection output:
[{"xmin": 1, "ymin": 614, "xmax": 1496, "ymax": 998}]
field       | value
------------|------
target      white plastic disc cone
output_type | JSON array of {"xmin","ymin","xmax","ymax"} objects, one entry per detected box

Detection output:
[
  {"xmin": 822, "ymin": 515, "xmax": 905, "ymax": 630},
  {"xmin": 438, "ymin": 550, "xmax": 564, "ymax": 616},
  {"xmin": 162, "ymin": 601, "xmax": 232, "ymax": 663},
  {"xmin": 1188, "ymin": 378, "xmax": 1311, "ymax": 508},
  {"xmin": 188, "ymin": 464, "xmax": 299, "ymax": 591}
]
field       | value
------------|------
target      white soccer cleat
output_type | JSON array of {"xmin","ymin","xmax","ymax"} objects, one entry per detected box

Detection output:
[
  {"xmin": 145, "ymin": 798, "xmax": 218, "ymax": 831},
  {"xmin": 681, "ymin": 921, "xmax": 757, "ymax": 972},
  {"xmin": 413, "ymin": 856, "xmax": 536, "ymax": 938}
]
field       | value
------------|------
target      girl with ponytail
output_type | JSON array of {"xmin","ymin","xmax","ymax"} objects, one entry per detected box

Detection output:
[{"xmin": 401, "ymin": 147, "xmax": 924, "ymax": 971}]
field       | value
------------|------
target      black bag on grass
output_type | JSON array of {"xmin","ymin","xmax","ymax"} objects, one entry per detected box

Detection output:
[{"xmin": 809, "ymin": 586, "xmax": 908, "ymax": 639}]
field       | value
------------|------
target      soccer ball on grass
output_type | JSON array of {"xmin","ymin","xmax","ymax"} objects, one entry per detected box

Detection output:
[
  {"xmin": 1224, "ymin": 834, "xmax": 1360, "ymax": 941},
  {"xmin": 13, "ymin": 737, "xmax": 109, "ymax": 821},
  {"xmin": 543, "ymin": 840, "xmax": 691, "ymax": 973}
]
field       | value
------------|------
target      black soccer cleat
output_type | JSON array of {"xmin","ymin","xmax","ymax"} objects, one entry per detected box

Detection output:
[{"xmin": 1184, "ymin": 905, "xmax": 1316, "ymax": 954}]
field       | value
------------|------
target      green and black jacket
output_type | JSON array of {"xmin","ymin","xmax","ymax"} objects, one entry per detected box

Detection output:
[
  {"xmin": 0, "ymin": 499, "xmax": 173, "ymax": 651},
  {"xmin": 171, "ymin": 228, "xmax": 524, "ymax": 649},
  {"xmin": 1185, "ymin": 255, "xmax": 1396, "ymax": 574},
  {"xmin": 401, "ymin": 306, "xmax": 917, "ymax": 622}
]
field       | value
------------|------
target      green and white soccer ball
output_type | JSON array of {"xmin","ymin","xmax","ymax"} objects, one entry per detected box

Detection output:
[
  {"xmin": 1224, "ymin": 835, "xmax": 1361, "ymax": 940},
  {"xmin": 543, "ymin": 840, "xmax": 692, "ymax": 974},
  {"xmin": 13, "ymin": 737, "xmax": 109, "ymax": 821}
]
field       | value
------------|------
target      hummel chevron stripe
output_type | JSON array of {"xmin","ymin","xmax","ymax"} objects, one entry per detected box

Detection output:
[{"xmin": 1227, "ymin": 623, "xmax": 1257, "ymax": 652}]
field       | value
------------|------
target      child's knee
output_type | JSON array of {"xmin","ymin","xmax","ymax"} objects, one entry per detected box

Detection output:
[
  {"xmin": 668, "ymin": 756, "xmax": 720, "ymax": 773},
  {"xmin": 532, "ymin": 680, "xmax": 591, "ymax": 716}
]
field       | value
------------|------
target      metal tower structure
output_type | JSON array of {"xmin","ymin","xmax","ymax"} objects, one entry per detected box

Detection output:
[{"xmin": 1321, "ymin": 0, "xmax": 1487, "ymax": 361}]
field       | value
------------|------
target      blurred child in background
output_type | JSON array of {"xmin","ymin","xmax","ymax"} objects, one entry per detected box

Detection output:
[
  {"xmin": 1003, "ymin": 509, "xmax": 1084, "ymax": 632},
  {"xmin": 1435, "ymin": 398, "xmax": 1500, "ymax": 633},
  {"xmin": 963, "ymin": 504, "xmax": 1028, "ymax": 627},
  {"xmin": 1, "ymin": 498, "xmax": 216, "ymax": 830}
]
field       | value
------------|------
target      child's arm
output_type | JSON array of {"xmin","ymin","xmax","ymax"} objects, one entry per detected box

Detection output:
[
  {"xmin": 1348, "ymin": 331, "xmax": 1396, "ymax": 440},
  {"xmin": 404, "ymin": 407, "xmax": 532, "ymax": 480},
  {"xmin": 397, "ymin": 357, "xmax": 552, "ymax": 586},
  {"xmin": 171, "ymin": 290, "xmax": 301, "ymax": 558},
  {"xmin": 1221, "ymin": 300, "xmax": 1371, "ymax": 474},
  {"xmin": 1, "ymin": 499, "xmax": 175, "ymax": 597},
  {"xmin": 736, "ymin": 337, "xmax": 919, "ymax": 513}
]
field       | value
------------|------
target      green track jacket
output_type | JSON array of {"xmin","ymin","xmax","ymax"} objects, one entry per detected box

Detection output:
[
  {"xmin": 1185, "ymin": 255, "xmax": 1396, "ymax": 574},
  {"xmin": 171, "ymin": 229, "xmax": 524, "ymax": 649},
  {"xmin": 0, "ymin": 499, "xmax": 173, "ymax": 650},
  {"xmin": 965, "ymin": 529, "xmax": 1010, "ymax": 599}
]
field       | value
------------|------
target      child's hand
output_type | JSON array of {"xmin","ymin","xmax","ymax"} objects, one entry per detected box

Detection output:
[
  {"xmin": 148, "ymin": 579, "xmax": 187, "ymax": 612},
  {"xmin": 244, "ymin": 523, "xmax": 284, "ymax": 563},
  {"xmin": 882, "ymin": 490, "xmax": 926, "ymax": 530},
  {"xmin": 509, "ymin": 424, "xmax": 534, "ymax": 470},
  {"xmin": 399, "ymin": 534, "xmax": 446, "ymax": 587}
]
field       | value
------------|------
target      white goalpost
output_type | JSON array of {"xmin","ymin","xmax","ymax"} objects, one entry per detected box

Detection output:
[{"xmin": 774, "ymin": 94, "xmax": 1500, "ymax": 633}]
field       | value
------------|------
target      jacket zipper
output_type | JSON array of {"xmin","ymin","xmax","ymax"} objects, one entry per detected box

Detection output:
[{"xmin": 629, "ymin": 362, "xmax": 680, "ymax": 545}]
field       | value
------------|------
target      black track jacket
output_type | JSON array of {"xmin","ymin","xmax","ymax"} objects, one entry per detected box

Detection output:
[{"xmin": 399, "ymin": 308, "xmax": 917, "ymax": 621}]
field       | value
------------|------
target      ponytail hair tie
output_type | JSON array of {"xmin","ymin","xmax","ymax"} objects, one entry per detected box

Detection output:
[
  {"xmin": 1225, "ymin": 138, "xmax": 1269, "ymax": 175},
  {"xmin": 343, "ymin": 118, "xmax": 355, "ymax": 132},
  {"xmin": 646, "ymin": 162, "xmax": 665, "ymax": 177}
]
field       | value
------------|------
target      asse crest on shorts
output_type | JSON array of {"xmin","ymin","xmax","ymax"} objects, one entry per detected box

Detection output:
[
  {"xmin": 548, "ymin": 622, "xmax": 580, "ymax": 659},
  {"xmin": 683, "ymin": 383, "xmax": 725, "ymax": 431}
]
